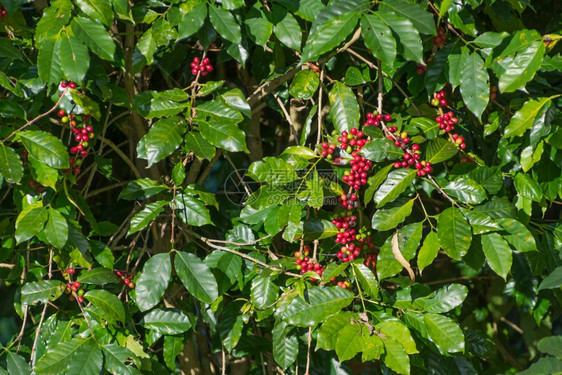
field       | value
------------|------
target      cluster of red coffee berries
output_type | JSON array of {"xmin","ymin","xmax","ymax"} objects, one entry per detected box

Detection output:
[
  {"xmin": 115, "ymin": 270, "xmax": 135, "ymax": 288},
  {"xmin": 430, "ymin": 90, "xmax": 448, "ymax": 107},
  {"xmin": 341, "ymin": 129, "xmax": 373, "ymax": 190},
  {"xmin": 190, "ymin": 57, "xmax": 213, "ymax": 76},
  {"xmin": 416, "ymin": 62, "xmax": 428, "ymax": 75},
  {"xmin": 338, "ymin": 192, "xmax": 359, "ymax": 210},
  {"xmin": 58, "ymin": 109, "xmax": 94, "ymax": 175},
  {"xmin": 363, "ymin": 252, "xmax": 377, "ymax": 271},
  {"xmin": 60, "ymin": 80, "xmax": 78, "ymax": 90},
  {"xmin": 336, "ymin": 227, "xmax": 375, "ymax": 262},
  {"xmin": 332, "ymin": 213, "xmax": 358, "ymax": 245},
  {"xmin": 62, "ymin": 268, "xmax": 85, "ymax": 303},
  {"xmin": 336, "ymin": 280, "xmax": 351, "ymax": 289},
  {"xmin": 390, "ymin": 130, "xmax": 433, "ymax": 176},
  {"xmin": 319, "ymin": 142, "xmax": 337, "ymax": 159},
  {"xmin": 294, "ymin": 246, "xmax": 325, "ymax": 277},
  {"xmin": 363, "ymin": 112, "xmax": 392, "ymax": 127},
  {"xmin": 433, "ymin": 27, "xmax": 447, "ymax": 49}
]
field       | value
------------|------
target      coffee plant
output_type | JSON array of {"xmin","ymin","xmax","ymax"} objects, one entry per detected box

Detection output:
[{"xmin": 0, "ymin": 0, "xmax": 561, "ymax": 374}]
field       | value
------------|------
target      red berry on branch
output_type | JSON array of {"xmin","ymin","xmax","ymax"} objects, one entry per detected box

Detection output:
[{"xmin": 69, "ymin": 82, "xmax": 77, "ymax": 89}]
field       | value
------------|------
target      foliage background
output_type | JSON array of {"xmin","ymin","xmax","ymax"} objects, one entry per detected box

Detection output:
[{"xmin": 0, "ymin": 0, "xmax": 562, "ymax": 374}]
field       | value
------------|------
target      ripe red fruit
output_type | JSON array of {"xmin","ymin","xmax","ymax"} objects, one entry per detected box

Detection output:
[
  {"xmin": 384, "ymin": 114, "xmax": 392, "ymax": 121},
  {"xmin": 73, "ymin": 281, "xmax": 80, "ymax": 289},
  {"xmin": 73, "ymin": 167, "xmax": 81, "ymax": 175},
  {"xmin": 124, "ymin": 278, "xmax": 130, "ymax": 284},
  {"xmin": 440, "ymin": 99, "xmax": 447, "ymax": 106},
  {"xmin": 69, "ymin": 82, "xmax": 77, "ymax": 89},
  {"xmin": 77, "ymin": 296, "xmax": 84, "ymax": 303},
  {"xmin": 57, "ymin": 109, "xmax": 66, "ymax": 117},
  {"xmin": 67, "ymin": 268, "xmax": 75, "ymax": 275},
  {"xmin": 29, "ymin": 180, "xmax": 37, "ymax": 187},
  {"xmin": 128, "ymin": 282, "xmax": 135, "ymax": 288}
]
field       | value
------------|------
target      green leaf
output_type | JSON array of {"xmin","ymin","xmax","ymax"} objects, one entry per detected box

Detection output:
[
  {"xmin": 174, "ymin": 194, "xmax": 213, "ymax": 226},
  {"xmin": 360, "ymin": 138, "xmax": 403, "ymax": 162},
  {"xmin": 119, "ymin": 178, "xmax": 168, "ymax": 200},
  {"xmin": 328, "ymin": 81, "xmax": 361, "ymax": 134},
  {"xmin": 460, "ymin": 51, "xmax": 489, "ymax": 119},
  {"xmin": 283, "ymin": 286, "xmax": 354, "ymax": 327},
  {"xmin": 448, "ymin": 47, "xmax": 469, "ymax": 89},
  {"xmin": 424, "ymin": 283, "xmax": 468, "ymax": 313},
  {"xmin": 172, "ymin": 162, "xmax": 186, "ymax": 186},
  {"xmin": 537, "ymin": 335, "xmax": 562, "ymax": 358},
  {"xmin": 503, "ymin": 97, "xmax": 552, "ymax": 138},
  {"xmin": 251, "ymin": 274, "xmax": 280, "ymax": 309},
  {"xmin": 514, "ymin": 173, "xmax": 542, "ymax": 202},
  {"xmin": 378, "ymin": 11, "xmax": 423, "ymax": 64},
  {"xmin": 219, "ymin": 302, "xmax": 245, "ymax": 352},
  {"xmin": 21, "ymin": 280, "xmax": 64, "ymax": 306},
  {"xmin": 133, "ymin": 90, "xmax": 190, "ymax": 119},
  {"xmin": 335, "ymin": 324, "xmax": 363, "ymax": 361},
  {"xmin": 184, "ymin": 132, "xmax": 216, "ymax": 161},
  {"xmin": 417, "ymin": 231, "xmax": 440, "ymax": 273},
  {"xmin": 497, "ymin": 40, "xmax": 545, "ymax": 93},
  {"xmin": 197, "ymin": 120, "xmax": 248, "ymax": 152},
  {"xmin": 29, "ymin": 158, "xmax": 58, "ymax": 190},
  {"xmin": 365, "ymin": 164, "xmax": 392, "ymax": 204},
  {"xmin": 303, "ymin": 219, "xmax": 338, "ymax": 240},
  {"xmin": 163, "ymin": 335, "xmax": 184, "ymax": 370},
  {"xmin": 377, "ymin": 320, "xmax": 417, "ymax": 354},
  {"xmin": 272, "ymin": 4, "xmax": 302, "ymax": 51},
  {"xmin": 361, "ymin": 14, "xmax": 396, "ymax": 67},
  {"xmin": 442, "ymin": 177, "xmax": 487, "ymax": 205},
  {"xmin": 426, "ymin": 137, "xmax": 458, "ymax": 164},
  {"xmin": 77, "ymin": 267, "xmax": 120, "ymax": 285},
  {"xmin": 19, "ymin": 130, "xmax": 69, "ymax": 169},
  {"xmin": 102, "ymin": 344, "xmax": 138, "ymax": 375},
  {"xmin": 135, "ymin": 253, "xmax": 171, "ymax": 312},
  {"xmin": 467, "ymin": 166, "xmax": 503, "ymax": 194},
  {"xmin": 424, "ymin": 313, "xmax": 465, "ymax": 353},
  {"xmin": 84, "ymin": 289, "xmax": 125, "ymax": 324},
  {"xmin": 481, "ymin": 232, "xmax": 512, "ymax": 280},
  {"xmin": 15, "ymin": 206, "xmax": 48, "ymax": 244},
  {"xmin": 317, "ymin": 312, "xmax": 356, "ymax": 351},
  {"xmin": 497, "ymin": 218, "xmax": 536, "ymax": 252},
  {"xmin": 174, "ymin": 251, "xmax": 219, "ymax": 303},
  {"xmin": 373, "ymin": 168, "xmax": 417, "ymax": 208},
  {"xmin": 371, "ymin": 198, "xmax": 415, "ymax": 231},
  {"xmin": 377, "ymin": 222, "xmax": 423, "ymax": 280},
  {"xmin": 0, "ymin": 145, "xmax": 23, "ymax": 183},
  {"xmin": 353, "ymin": 263, "xmax": 379, "ymax": 298},
  {"xmin": 247, "ymin": 157, "xmax": 298, "ymax": 185},
  {"xmin": 518, "ymin": 357, "xmax": 562, "ymax": 375},
  {"xmin": 38, "ymin": 38, "xmax": 63, "ymax": 84},
  {"xmin": 208, "ymin": 4, "xmax": 241, "ymax": 44},
  {"xmin": 34, "ymin": 338, "xmax": 94, "ymax": 374},
  {"xmin": 411, "ymin": 117, "xmax": 439, "ymax": 139},
  {"xmin": 362, "ymin": 334, "xmax": 384, "ymax": 362},
  {"xmin": 437, "ymin": 207, "xmax": 472, "ymax": 260},
  {"xmin": 383, "ymin": 337, "xmax": 410, "ymax": 375},
  {"xmin": 143, "ymin": 308, "xmax": 192, "ymax": 335},
  {"xmin": 58, "ymin": 34, "xmax": 90, "ymax": 83},
  {"xmin": 76, "ymin": 0, "xmax": 113, "ymax": 27},
  {"xmin": 128, "ymin": 201, "xmax": 168, "ymax": 235},
  {"xmin": 178, "ymin": 3, "xmax": 207, "ymax": 40},
  {"xmin": 45, "ymin": 208, "xmax": 68, "ymax": 249},
  {"xmin": 67, "ymin": 342, "xmax": 103, "ymax": 375},
  {"xmin": 301, "ymin": 12, "xmax": 359, "ymax": 63},
  {"xmin": 462, "ymin": 209, "xmax": 501, "ymax": 234},
  {"xmin": 380, "ymin": 0, "xmax": 436, "ymax": 35},
  {"xmin": 137, "ymin": 116, "xmax": 186, "ymax": 167},
  {"xmin": 538, "ymin": 266, "xmax": 562, "ymax": 291},
  {"xmin": 289, "ymin": 69, "xmax": 320, "ymax": 100},
  {"xmin": 245, "ymin": 3, "xmax": 273, "ymax": 47},
  {"xmin": 272, "ymin": 322, "xmax": 298, "ymax": 370},
  {"xmin": 6, "ymin": 351, "xmax": 31, "ymax": 375},
  {"xmin": 70, "ymin": 91, "xmax": 101, "ymax": 120},
  {"xmin": 70, "ymin": 17, "xmax": 115, "ymax": 61}
]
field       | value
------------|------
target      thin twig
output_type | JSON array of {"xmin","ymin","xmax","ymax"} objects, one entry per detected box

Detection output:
[
  {"xmin": 426, "ymin": 175, "xmax": 461, "ymax": 208},
  {"xmin": 207, "ymin": 234, "xmax": 271, "ymax": 246},
  {"xmin": 305, "ymin": 327, "xmax": 312, "ymax": 375},
  {"xmin": 224, "ymin": 153, "xmax": 251, "ymax": 197},
  {"xmin": 30, "ymin": 249, "xmax": 53, "ymax": 365},
  {"xmin": 500, "ymin": 317, "xmax": 524, "ymax": 334},
  {"xmin": 5, "ymin": 89, "xmax": 69, "ymax": 141},
  {"xmin": 97, "ymin": 135, "xmax": 142, "ymax": 179},
  {"xmin": 377, "ymin": 60, "xmax": 384, "ymax": 114},
  {"xmin": 171, "ymin": 184, "xmax": 177, "ymax": 246},
  {"xmin": 273, "ymin": 93, "xmax": 299, "ymax": 145},
  {"xmin": 316, "ymin": 66, "xmax": 325, "ymax": 145},
  {"xmin": 185, "ymin": 229, "xmax": 302, "ymax": 278},
  {"xmin": 347, "ymin": 49, "xmax": 422, "ymax": 116}
]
